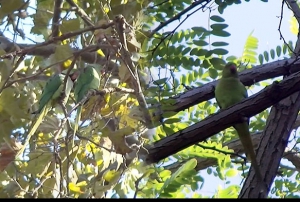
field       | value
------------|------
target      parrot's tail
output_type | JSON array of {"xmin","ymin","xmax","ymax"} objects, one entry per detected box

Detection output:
[
  {"xmin": 72, "ymin": 106, "xmax": 82, "ymax": 148},
  {"xmin": 234, "ymin": 122, "xmax": 266, "ymax": 188}
]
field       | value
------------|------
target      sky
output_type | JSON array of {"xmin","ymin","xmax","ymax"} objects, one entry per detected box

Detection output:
[
  {"xmin": 1, "ymin": 0, "xmax": 298, "ymax": 198},
  {"xmin": 161, "ymin": 1, "xmax": 297, "ymax": 197}
]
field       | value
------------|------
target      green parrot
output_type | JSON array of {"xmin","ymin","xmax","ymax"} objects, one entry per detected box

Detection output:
[
  {"xmin": 214, "ymin": 62, "xmax": 263, "ymax": 183},
  {"xmin": 73, "ymin": 66, "xmax": 100, "ymax": 140},
  {"xmin": 17, "ymin": 73, "xmax": 74, "ymax": 158}
]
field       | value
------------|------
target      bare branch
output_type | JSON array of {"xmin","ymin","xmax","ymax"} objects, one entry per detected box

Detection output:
[
  {"xmin": 149, "ymin": 0, "xmax": 212, "ymax": 37},
  {"xmin": 278, "ymin": 1, "xmax": 295, "ymax": 55},
  {"xmin": 0, "ymin": 22, "xmax": 114, "ymax": 59},
  {"xmin": 284, "ymin": 0, "xmax": 300, "ymax": 55},
  {"xmin": 114, "ymin": 15, "xmax": 153, "ymax": 129},
  {"xmin": 51, "ymin": 0, "xmax": 63, "ymax": 38},
  {"xmin": 66, "ymin": 0, "xmax": 94, "ymax": 26}
]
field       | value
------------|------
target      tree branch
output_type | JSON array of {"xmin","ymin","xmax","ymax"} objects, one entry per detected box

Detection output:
[
  {"xmin": 145, "ymin": 69, "xmax": 300, "ymax": 164},
  {"xmin": 168, "ymin": 58, "xmax": 300, "ymax": 113},
  {"xmin": 164, "ymin": 116, "xmax": 300, "ymax": 172},
  {"xmin": 0, "ymin": 22, "xmax": 114, "ymax": 59},
  {"xmin": 149, "ymin": 0, "xmax": 212, "ymax": 37},
  {"xmin": 66, "ymin": 0, "xmax": 94, "ymax": 26},
  {"xmin": 51, "ymin": 0, "xmax": 63, "ymax": 38},
  {"xmin": 239, "ymin": 1, "xmax": 300, "ymax": 198}
]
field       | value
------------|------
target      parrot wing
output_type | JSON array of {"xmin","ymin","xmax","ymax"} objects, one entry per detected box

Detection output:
[
  {"xmin": 35, "ymin": 74, "xmax": 64, "ymax": 113},
  {"xmin": 72, "ymin": 66, "xmax": 100, "ymax": 146}
]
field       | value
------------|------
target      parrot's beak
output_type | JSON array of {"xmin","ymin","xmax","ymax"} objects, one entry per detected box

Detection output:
[{"xmin": 70, "ymin": 71, "xmax": 80, "ymax": 82}]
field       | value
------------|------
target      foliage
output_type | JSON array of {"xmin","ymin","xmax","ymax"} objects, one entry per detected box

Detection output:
[{"xmin": 0, "ymin": 0, "xmax": 298, "ymax": 199}]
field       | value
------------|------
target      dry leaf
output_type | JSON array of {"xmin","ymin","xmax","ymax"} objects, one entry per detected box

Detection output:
[{"xmin": 0, "ymin": 138, "xmax": 21, "ymax": 172}]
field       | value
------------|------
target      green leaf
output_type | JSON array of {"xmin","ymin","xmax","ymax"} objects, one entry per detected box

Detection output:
[
  {"xmin": 276, "ymin": 45, "xmax": 282, "ymax": 57},
  {"xmin": 52, "ymin": 44, "xmax": 73, "ymax": 63},
  {"xmin": 190, "ymin": 48, "xmax": 199, "ymax": 56},
  {"xmin": 258, "ymin": 54, "xmax": 264, "ymax": 64},
  {"xmin": 211, "ymin": 24, "xmax": 229, "ymax": 30},
  {"xmin": 263, "ymin": 51, "xmax": 269, "ymax": 62},
  {"xmin": 270, "ymin": 49, "xmax": 275, "ymax": 59},
  {"xmin": 202, "ymin": 59, "xmax": 210, "ymax": 68},
  {"xmin": 234, "ymin": 0, "xmax": 242, "ymax": 3},
  {"xmin": 158, "ymin": 159, "xmax": 197, "ymax": 196},
  {"xmin": 193, "ymin": 40, "xmax": 209, "ymax": 46},
  {"xmin": 195, "ymin": 58, "xmax": 201, "ymax": 66},
  {"xmin": 210, "ymin": 58, "xmax": 226, "ymax": 69},
  {"xmin": 212, "ymin": 42, "xmax": 229, "ymax": 47},
  {"xmin": 210, "ymin": 15, "xmax": 225, "ymax": 22},
  {"xmin": 163, "ymin": 125, "xmax": 175, "ymax": 135},
  {"xmin": 154, "ymin": 78, "xmax": 168, "ymax": 85},
  {"xmin": 191, "ymin": 26, "xmax": 207, "ymax": 34},
  {"xmin": 164, "ymin": 118, "xmax": 181, "ymax": 125},
  {"xmin": 182, "ymin": 47, "xmax": 191, "ymax": 55},
  {"xmin": 226, "ymin": 56, "xmax": 237, "ymax": 61},
  {"xmin": 205, "ymin": 50, "xmax": 214, "ymax": 57},
  {"xmin": 215, "ymin": 0, "xmax": 222, "ymax": 5},
  {"xmin": 196, "ymin": 49, "xmax": 208, "ymax": 56},
  {"xmin": 60, "ymin": 18, "xmax": 81, "ymax": 33},
  {"xmin": 0, "ymin": 0, "xmax": 26, "ymax": 15},
  {"xmin": 212, "ymin": 48, "xmax": 228, "ymax": 55},
  {"xmin": 283, "ymin": 43, "xmax": 288, "ymax": 55},
  {"xmin": 225, "ymin": 169, "xmax": 238, "ymax": 177},
  {"xmin": 159, "ymin": 170, "xmax": 172, "ymax": 179},
  {"xmin": 211, "ymin": 30, "xmax": 231, "ymax": 37},
  {"xmin": 241, "ymin": 32, "xmax": 258, "ymax": 64},
  {"xmin": 207, "ymin": 167, "xmax": 212, "ymax": 174},
  {"xmin": 209, "ymin": 68, "xmax": 218, "ymax": 79},
  {"xmin": 215, "ymin": 185, "xmax": 239, "ymax": 198},
  {"xmin": 218, "ymin": 3, "xmax": 227, "ymax": 14}
]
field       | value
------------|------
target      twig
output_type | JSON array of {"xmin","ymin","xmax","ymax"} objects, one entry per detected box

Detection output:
[
  {"xmin": 51, "ymin": 0, "xmax": 63, "ymax": 38},
  {"xmin": 0, "ymin": 22, "xmax": 114, "ymax": 59},
  {"xmin": 149, "ymin": 1, "xmax": 210, "ymax": 57},
  {"xmin": 279, "ymin": 1, "xmax": 295, "ymax": 55},
  {"xmin": 3, "ymin": 61, "xmax": 61, "ymax": 90},
  {"xmin": 0, "ymin": 54, "xmax": 25, "ymax": 94},
  {"xmin": 149, "ymin": 0, "xmax": 211, "ymax": 37},
  {"xmin": 66, "ymin": 0, "xmax": 94, "ymax": 26},
  {"xmin": 195, "ymin": 143, "xmax": 246, "ymax": 160},
  {"xmin": 133, "ymin": 173, "xmax": 147, "ymax": 198},
  {"xmin": 114, "ymin": 15, "xmax": 153, "ymax": 129},
  {"xmin": 284, "ymin": 0, "xmax": 300, "ymax": 56},
  {"xmin": 75, "ymin": 134, "xmax": 111, "ymax": 152}
]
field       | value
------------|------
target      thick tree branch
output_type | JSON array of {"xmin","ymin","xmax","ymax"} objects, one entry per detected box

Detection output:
[
  {"xmin": 1, "ymin": 40, "xmax": 300, "ymax": 116},
  {"xmin": 170, "ymin": 58, "xmax": 300, "ymax": 113},
  {"xmin": 239, "ymin": 93, "xmax": 300, "ymax": 198},
  {"xmin": 239, "ymin": 1, "xmax": 300, "ymax": 198},
  {"xmin": 145, "ymin": 69, "xmax": 300, "ymax": 164},
  {"xmin": 164, "ymin": 116, "xmax": 300, "ymax": 172}
]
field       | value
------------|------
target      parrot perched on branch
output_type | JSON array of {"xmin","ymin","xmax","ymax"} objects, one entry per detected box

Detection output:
[
  {"xmin": 17, "ymin": 73, "xmax": 74, "ymax": 158},
  {"xmin": 73, "ymin": 66, "xmax": 100, "ymax": 139},
  {"xmin": 214, "ymin": 62, "xmax": 264, "ymax": 185}
]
